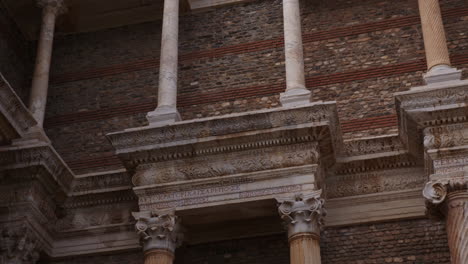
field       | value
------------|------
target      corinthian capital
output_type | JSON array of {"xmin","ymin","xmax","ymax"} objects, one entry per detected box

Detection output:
[
  {"xmin": 276, "ymin": 191, "xmax": 325, "ymax": 239},
  {"xmin": 37, "ymin": 0, "xmax": 68, "ymax": 15},
  {"xmin": 132, "ymin": 210, "xmax": 183, "ymax": 253}
]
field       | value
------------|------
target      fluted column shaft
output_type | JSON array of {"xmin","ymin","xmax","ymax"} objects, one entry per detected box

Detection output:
[
  {"xmin": 445, "ymin": 191, "xmax": 468, "ymax": 264},
  {"xmin": 418, "ymin": 0, "xmax": 450, "ymax": 70},
  {"xmin": 29, "ymin": 0, "xmax": 65, "ymax": 126},
  {"xmin": 417, "ymin": 0, "xmax": 461, "ymax": 83},
  {"xmin": 280, "ymin": 0, "xmax": 311, "ymax": 107},
  {"xmin": 144, "ymin": 249, "xmax": 174, "ymax": 264},
  {"xmin": 289, "ymin": 233, "xmax": 321, "ymax": 264}
]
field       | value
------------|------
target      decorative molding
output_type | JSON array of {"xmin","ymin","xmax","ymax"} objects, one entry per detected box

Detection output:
[
  {"xmin": 108, "ymin": 102, "xmax": 340, "ymax": 154},
  {"xmin": 326, "ymin": 167, "xmax": 425, "ymax": 199},
  {"xmin": 71, "ymin": 169, "xmax": 131, "ymax": 195},
  {"xmin": 424, "ymin": 123, "xmax": 468, "ymax": 150},
  {"xmin": 132, "ymin": 211, "xmax": 183, "ymax": 253},
  {"xmin": 133, "ymin": 142, "xmax": 319, "ymax": 185},
  {"xmin": 277, "ymin": 191, "xmax": 325, "ymax": 238},
  {"xmin": 0, "ymin": 143, "xmax": 74, "ymax": 193},
  {"xmin": 56, "ymin": 203, "xmax": 136, "ymax": 232}
]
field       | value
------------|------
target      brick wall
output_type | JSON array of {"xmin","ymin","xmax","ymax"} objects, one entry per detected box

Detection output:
[
  {"xmin": 43, "ymin": 0, "xmax": 468, "ymax": 173},
  {"xmin": 46, "ymin": 218, "xmax": 450, "ymax": 264},
  {"xmin": 0, "ymin": 2, "xmax": 32, "ymax": 102}
]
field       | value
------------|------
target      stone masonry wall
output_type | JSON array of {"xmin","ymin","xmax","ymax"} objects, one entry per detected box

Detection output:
[
  {"xmin": 46, "ymin": 218, "xmax": 450, "ymax": 264},
  {"xmin": 42, "ymin": 0, "xmax": 468, "ymax": 174},
  {"xmin": 0, "ymin": 2, "xmax": 32, "ymax": 102}
]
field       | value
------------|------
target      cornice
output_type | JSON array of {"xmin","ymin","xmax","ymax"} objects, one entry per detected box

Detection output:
[
  {"xmin": 0, "ymin": 143, "xmax": 74, "ymax": 193},
  {"xmin": 107, "ymin": 101, "xmax": 342, "ymax": 155}
]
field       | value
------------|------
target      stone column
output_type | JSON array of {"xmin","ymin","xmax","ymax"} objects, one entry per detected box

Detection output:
[
  {"xmin": 29, "ymin": 0, "xmax": 66, "ymax": 126},
  {"xmin": 146, "ymin": 0, "xmax": 181, "ymax": 126},
  {"xmin": 423, "ymin": 180, "xmax": 468, "ymax": 264},
  {"xmin": 279, "ymin": 0, "xmax": 311, "ymax": 107},
  {"xmin": 418, "ymin": 0, "xmax": 461, "ymax": 84},
  {"xmin": 277, "ymin": 193, "xmax": 325, "ymax": 264},
  {"xmin": 132, "ymin": 211, "xmax": 183, "ymax": 264}
]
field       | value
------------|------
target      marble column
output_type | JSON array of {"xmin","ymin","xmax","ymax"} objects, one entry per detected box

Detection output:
[
  {"xmin": 279, "ymin": 0, "xmax": 311, "ymax": 107},
  {"xmin": 277, "ymin": 193, "xmax": 325, "ymax": 264},
  {"xmin": 29, "ymin": 0, "xmax": 66, "ymax": 126},
  {"xmin": 147, "ymin": 0, "xmax": 181, "ymax": 126},
  {"xmin": 423, "ymin": 181, "xmax": 468, "ymax": 264},
  {"xmin": 418, "ymin": 0, "xmax": 461, "ymax": 84},
  {"xmin": 132, "ymin": 211, "xmax": 183, "ymax": 264}
]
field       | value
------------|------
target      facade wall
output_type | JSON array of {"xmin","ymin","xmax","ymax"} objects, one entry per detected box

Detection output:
[
  {"xmin": 0, "ymin": 2, "xmax": 32, "ymax": 102},
  {"xmin": 46, "ymin": 218, "xmax": 450, "ymax": 264},
  {"xmin": 43, "ymin": 0, "xmax": 468, "ymax": 174}
]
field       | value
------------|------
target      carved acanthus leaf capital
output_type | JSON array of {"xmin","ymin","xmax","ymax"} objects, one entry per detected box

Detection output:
[
  {"xmin": 37, "ymin": 0, "xmax": 68, "ymax": 15},
  {"xmin": 276, "ymin": 191, "xmax": 325, "ymax": 238},
  {"xmin": 132, "ymin": 210, "xmax": 183, "ymax": 253},
  {"xmin": 0, "ymin": 224, "xmax": 42, "ymax": 264}
]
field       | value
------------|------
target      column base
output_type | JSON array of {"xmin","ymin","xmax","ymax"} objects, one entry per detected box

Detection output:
[
  {"xmin": 146, "ymin": 106, "xmax": 181, "ymax": 127},
  {"xmin": 280, "ymin": 88, "xmax": 312, "ymax": 107},
  {"xmin": 423, "ymin": 65, "xmax": 462, "ymax": 85}
]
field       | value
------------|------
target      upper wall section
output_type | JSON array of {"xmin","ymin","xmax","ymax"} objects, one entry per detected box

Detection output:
[
  {"xmin": 43, "ymin": 0, "xmax": 468, "ymax": 173},
  {"xmin": 0, "ymin": 3, "xmax": 32, "ymax": 102}
]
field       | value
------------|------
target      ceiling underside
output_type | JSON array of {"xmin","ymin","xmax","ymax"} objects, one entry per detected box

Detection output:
[{"xmin": 3, "ymin": 0, "xmax": 253, "ymax": 40}]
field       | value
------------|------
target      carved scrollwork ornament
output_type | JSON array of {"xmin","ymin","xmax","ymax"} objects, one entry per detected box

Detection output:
[
  {"xmin": 423, "ymin": 181, "xmax": 448, "ymax": 204},
  {"xmin": 132, "ymin": 211, "xmax": 183, "ymax": 253},
  {"xmin": 276, "ymin": 192, "xmax": 326, "ymax": 239}
]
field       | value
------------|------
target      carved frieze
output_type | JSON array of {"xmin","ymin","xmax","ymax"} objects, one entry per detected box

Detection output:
[
  {"xmin": 56, "ymin": 203, "xmax": 135, "ymax": 232},
  {"xmin": 424, "ymin": 123, "xmax": 468, "ymax": 150},
  {"xmin": 341, "ymin": 135, "xmax": 404, "ymax": 157},
  {"xmin": 133, "ymin": 142, "xmax": 319, "ymax": 185},
  {"xmin": 277, "ymin": 191, "xmax": 325, "ymax": 238},
  {"xmin": 326, "ymin": 167, "xmax": 426, "ymax": 199},
  {"xmin": 71, "ymin": 170, "xmax": 132, "ymax": 194}
]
